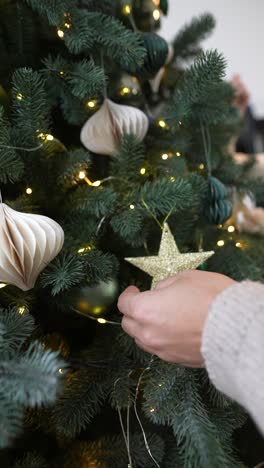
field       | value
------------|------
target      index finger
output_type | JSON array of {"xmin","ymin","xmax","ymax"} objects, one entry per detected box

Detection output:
[{"xmin": 118, "ymin": 286, "xmax": 140, "ymax": 317}]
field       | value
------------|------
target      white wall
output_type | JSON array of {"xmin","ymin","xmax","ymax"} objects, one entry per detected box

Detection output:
[{"xmin": 160, "ymin": 0, "xmax": 264, "ymax": 118}]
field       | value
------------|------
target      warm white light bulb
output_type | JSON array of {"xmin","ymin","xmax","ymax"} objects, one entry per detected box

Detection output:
[
  {"xmin": 122, "ymin": 5, "xmax": 131, "ymax": 15},
  {"xmin": 162, "ymin": 153, "xmax": 169, "ymax": 160},
  {"xmin": 46, "ymin": 134, "xmax": 54, "ymax": 141},
  {"xmin": 217, "ymin": 240, "xmax": 225, "ymax": 247},
  {"xmin": 98, "ymin": 318, "xmax": 107, "ymax": 324},
  {"xmin": 57, "ymin": 29, "xmax": 64, "ymax": 39},
  {"xmin": 228, "ymin": 225, "xmax": 235, "ymax": 233},
  {"xmin": 87, "ymin": 100, "xmax": 97, "ymax": 108},
  {"xmin": 153, "ymin": 9, "xmax": 161, "ymax": 20},
  {"xmin": 120, "ymin": 87, "xmax": 130, "ymax": 96},
  {"xmin": 18, "ymin": 306, "xmax": 27, "ymax": 315},
  {"xmin": 130, "ymin": 204, "xmax": 135, "ymax": 210},
  {"xmin": 78, "ymin": 171, "xmax": 86, "ymax": 180},
  {"xmin": 158, "ymin": 120, "xmax": 166, "ymax": 128},
  {"xmin": 26, "ymin": 187, "xmax": 33, "ymax": 195}
]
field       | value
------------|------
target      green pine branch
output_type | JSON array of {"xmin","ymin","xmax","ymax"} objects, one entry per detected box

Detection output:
[
  {"xmin": 136, "ymin": 177, "xmax": 193, "ymax": 216},
  {"xmin": 0, "ymin": 308, "xmax": 34, "ymax": 353},
  {"xmin": 173, "ymin": 14, "xmax": 215, "ymax": 60},
  {"xmin": 65, "ymin": 11, "xmax": 146, "ymax": 70},
  {"xmin": 68, "ymin": 59, "xmax": 106, "ymax": 100},
  {"xmin": 111, "ymin": 208, "xmax": 146, "ymax": 246},
  {"xmin": 167, "ymin": 50, "xmax": 228, "ymax": 125},
  {"xmin": 207, "ymin": 244, "xmax": 262, "ymax": 281},
  {"xmin": 0, "ymin": 343, "xmax": 65, "ymax": 406},
  {"xmin": 52, "ymin": 370, "xmax": 107, "ymax": 437},
  {"xmin": 79, "ymin": 0, "xmax": 116, "ymax": 15},
  {"xmin": 25, "ymin": 0, "xmax": 75, "ymax": 26},
  {"xmin": 0, "ymin": 400, "xmax": 24, "ymax": 449},
  {"xmin": 70, "ymin": 185, "xmax": 118, "ymax": 218},
  {"xmin": 110, "ymin": 134, "xmax": 145, "ymax": 184},
  {"xmin": 41, "ymin": 253, "xmax": 86, "ymax": 296},
  {"xmin": 91, "ymin": 13, "xmax": 146, "ymax": 70},
  {"xmin": 12, "ymin": 68, "xmax": 50, "ymax": 143},
  {"xmin": 171, "ymin": 373, "xmax": 239, "ymax": 468},
  {"xmin": 14, "ymin": 452, "xmax": 47, "ymax": 468},
  {"xmin": 44, "ymin": 55, "xmax": 106, "ymax": 101},
  {"xmin": 0, "ymin": 108, "xmax": 24, "ymax": 184},
  {"xmin": 58, "ymin": 149, "xmax": 91, "ymax": 188},
  {"xmin": 61, "ymin": 434, "xmax": 164, "ymax": 468},
  {"xmin": 60, "ymin": 89, "xmax": 88, "ymax": 125},
  {"xmin": 83, "ymin": 250, "xmax": 119, "ymax": 284}
]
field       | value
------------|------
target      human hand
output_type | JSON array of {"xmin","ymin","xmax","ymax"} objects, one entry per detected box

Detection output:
[
  {"xmin": 118, "ymin": 271, "xmax": 235, "ymax": 367},
  {"xmin": 231, "ymin": 74, "xmax": 250, "ymax": 116}
]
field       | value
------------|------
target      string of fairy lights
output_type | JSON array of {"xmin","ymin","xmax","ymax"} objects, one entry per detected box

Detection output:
[{"xmin": 0, "ymin": 38, "xmax": 244, "ymax": 299}]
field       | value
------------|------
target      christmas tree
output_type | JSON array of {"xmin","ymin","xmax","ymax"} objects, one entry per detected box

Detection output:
[{"xmin": 0, "ymin": 0, "xmax": 263, "ymax": 466}]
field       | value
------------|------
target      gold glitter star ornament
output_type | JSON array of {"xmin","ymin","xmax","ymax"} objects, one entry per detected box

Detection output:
[{"xmin": 125, "ymin": 223, "xmax": 214, "ymax": 288}]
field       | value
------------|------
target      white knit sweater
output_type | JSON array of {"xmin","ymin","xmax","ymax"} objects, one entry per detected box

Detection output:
[{"xmin": 202, "ymin": 281, "xmax": 264, "ymax": 433}]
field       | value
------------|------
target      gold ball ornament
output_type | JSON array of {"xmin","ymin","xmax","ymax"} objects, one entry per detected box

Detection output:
[
  {"xmin": 0, "ymin": 203, "xmax": 64, "ymax": 291},
  {"xmin": 72, "ymin": 279, "xmax": 119, "ymax": 318},
  {"xmin": 80, "ymin": 98, "xmax": 149, "ymax": 156}
]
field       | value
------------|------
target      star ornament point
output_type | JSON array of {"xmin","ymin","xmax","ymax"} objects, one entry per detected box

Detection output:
[{"xmin": 125, "ymin": 223, "xmax": 214, "ymax": 288}]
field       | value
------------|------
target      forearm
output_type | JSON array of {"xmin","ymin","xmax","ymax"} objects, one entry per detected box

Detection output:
[{"xmin": 202, "ymin": 281, "xmax": 264, "ymax": 433}]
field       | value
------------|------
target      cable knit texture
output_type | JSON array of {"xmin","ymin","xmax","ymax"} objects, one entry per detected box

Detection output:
[{"xmin": 202, "ymin": 281, "xmax": 264, "ymax": 433}]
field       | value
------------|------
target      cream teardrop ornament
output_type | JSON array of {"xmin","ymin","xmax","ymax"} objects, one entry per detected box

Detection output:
[
  {"xmin": 0, "ymin": 203, "xmax": 64, "ymax": 291},
  {"xmin": 80, "ymin": 99, "xmax": 149, "ymax": 156}
]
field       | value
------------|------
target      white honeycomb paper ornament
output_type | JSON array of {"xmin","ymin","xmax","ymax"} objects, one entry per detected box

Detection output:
[
  {"xmin": 80, "ymin": 98, "xmax": 149, "ymax": 156},
  {"xmin": 0, "ymin": 203, "xmax": 64, "ymax": 291}
]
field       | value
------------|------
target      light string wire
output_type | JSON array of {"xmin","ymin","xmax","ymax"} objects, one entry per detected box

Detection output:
[
  {"xmin": 114, "ymin": 373, "xmax": 134, "ymax": 468},
  {"xmin": 133, "ymin": 355, "xmax": 161, "ymax": 468},
  {"xmin": 0, "ymin": 142, "xmax": 44, "ymax": 152},
  {"xmin": 71, "ymin": 306, "xmax": 121, "ymax": 326},
  {"xmin": 200, "ymin": 120, "xmax": 212, "ymax": 176}
]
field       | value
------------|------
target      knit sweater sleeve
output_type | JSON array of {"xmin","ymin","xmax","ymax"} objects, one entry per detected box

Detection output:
[{"xmin": 201, "ymin": 281, "xmax": 264, "ymax": 433}]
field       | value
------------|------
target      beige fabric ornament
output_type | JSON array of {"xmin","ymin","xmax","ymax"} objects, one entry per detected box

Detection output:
[
  {"xmin": 80, "ymin": 99, "xmax": 149, "ymax": 156},
  {"xmin": 0, "ymin": 203, "xmax": 64, "ymax": 291},
  {"xmin": 234, "ymin": 153, "xmax": 264, "ymax": 180},
  {"xmin": 233, "ymin": 194, "xmax": 264, "ymax": 236}
]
